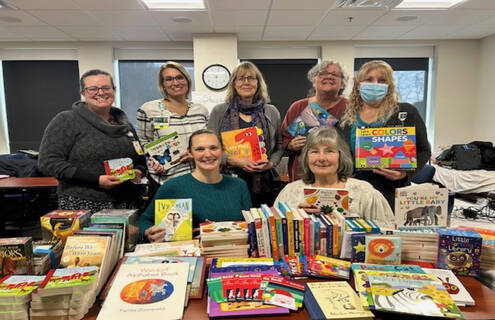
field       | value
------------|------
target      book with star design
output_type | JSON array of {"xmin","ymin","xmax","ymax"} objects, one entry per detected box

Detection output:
[{"xmin": 355, "ymin": 126, "xmax": 416, "ymax": 170}]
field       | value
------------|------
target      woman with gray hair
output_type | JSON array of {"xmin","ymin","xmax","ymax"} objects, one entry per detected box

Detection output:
[
  {"xmin": 281, "ymin": 60, "xmax": 349, "ymax": 181},
  {"xmin": 274, "ymin": 127, "xmax": 394, "ymax": 228},
  {"xmin": 137, "ymin": 61, "xmax": 209, "ymax": 195}
]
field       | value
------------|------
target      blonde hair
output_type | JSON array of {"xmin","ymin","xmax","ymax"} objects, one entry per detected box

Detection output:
[
  {"xmin": 225, "ymin": 61, "xmax": 270, "ymax": 103},
  {"xmin": 339, "ymin": 60, "xmax": 399, "ymax": 127},
  {"xmin": 157, "ymin": 61, "xmax": 192, "ymax": 99}
]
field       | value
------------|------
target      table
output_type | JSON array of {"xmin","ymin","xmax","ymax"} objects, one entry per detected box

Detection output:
[
  {"xmin": 82, "ymin": 276, "xmax": 495, "ymax": 320},
  {"xmin": 0, "ymin": 177, "xmax": 58, "ymax": 233}
]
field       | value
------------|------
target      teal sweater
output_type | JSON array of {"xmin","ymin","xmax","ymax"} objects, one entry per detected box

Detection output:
[{"xmin": 138, "ymin": 173, "xmax": 252, "ymax": 239}]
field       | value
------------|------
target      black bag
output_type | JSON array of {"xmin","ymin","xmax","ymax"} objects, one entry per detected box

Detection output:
[{"xmin": 451, "ymin": 144, "xmax": 483, "ymax": 170}]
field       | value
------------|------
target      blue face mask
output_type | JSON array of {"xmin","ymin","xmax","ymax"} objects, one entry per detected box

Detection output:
[{"xmin": 359, "ymin": 82, "xmax": 389, "ymax": 104}]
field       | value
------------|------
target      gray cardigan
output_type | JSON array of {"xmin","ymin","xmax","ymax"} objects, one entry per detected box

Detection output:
[{"xmin": 207, "ymin": 102, "xmax": 283, "ymax": 168}]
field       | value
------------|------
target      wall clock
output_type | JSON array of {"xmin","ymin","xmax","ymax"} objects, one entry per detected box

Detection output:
[{"xmin": 202, "ymin": 64, "xmax": 230, "ymax": 91}]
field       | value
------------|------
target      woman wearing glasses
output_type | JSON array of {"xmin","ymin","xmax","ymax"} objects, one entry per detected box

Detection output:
[
  {"xmin": 281, "ymin": 60, "xmax": 349, "ymax": 181},
  {"xmin": 39, "ymin": 69, "xmax": 147, "ymax": 212},
  {"xmin": 208, "ymin": 61, "xmax": 283, "ymax": 206},
  {"xmin": 137, "ymin": 61, "xmax": 208, "ymax": 195}
]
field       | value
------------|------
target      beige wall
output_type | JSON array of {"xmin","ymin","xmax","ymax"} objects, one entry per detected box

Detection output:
[{"xmin": 475, "ymin": 34, "xmax": 495, "ymax": 143}]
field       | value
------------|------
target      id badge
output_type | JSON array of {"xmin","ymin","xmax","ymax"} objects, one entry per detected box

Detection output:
[
  {"xmin": 133, "ymin": 141, "xmax": 144, "ymax": 155},
  {"xmin": 153, "ymin": 116, "xmax": 170, "ymax": 129}
]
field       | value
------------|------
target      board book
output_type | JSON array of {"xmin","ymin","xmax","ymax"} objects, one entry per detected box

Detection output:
[
  {"xmin": 355, "ymin": 126, "xmax": 417, "ymax": 169},
  {"xmin": 221, "ymin": 127, "xmax": 267, "ymax": 162},
  {"xmin": 437, "ymin": 229, "xmax": 482, "ymax": 277},
  {"xmin": 303, "ymin": 187, "xmax": 349, "ymax": 216},
  {"xmin": 155, "ymin": 199, "xmax": 192, "ymax": 242},
  {"xmin": 103, "ymin": 157, "xmax": 135, "ymax": 181},
  {"xmin": 286, "ymin": 102, "xmax": 338, "ymax": 137},
  {"xmin": 423, "ymin": 267, "xmax": 475, "ymax": 306},
  {"xmin": 143, "ymin": 131, "xmax": 184, "ymax": 171}
]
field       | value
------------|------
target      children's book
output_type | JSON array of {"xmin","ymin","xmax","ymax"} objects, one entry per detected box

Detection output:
[
  {"xmin": 304, "ymin": 281, "xmax": 374, "ymax": 320},
  {"xmin": 423, "ymin": 267, "xmax": 475, "ymax": 306},
  {"xmin": 37, "ymin": 266, "xmax": 99, "ymax": 296},
  {"xmin": 365, "ymin": 235, "xmax": 401, "ymax": 265},
  {"xmin": 355, "ymin": 126, "xmax": 417, "ymax": 170},
  {"xmin": 307, "ymin": 255, "xmax": 351, "ymax": 279},
  {"xmin": 143, "ymin": 131, "xmax": 185, "ymax": 171},
  {"xmin": 155, "ymin": 199, "xmax": 192, "ymax": 242},
  {"xmin": 395, "ymin": 184, "xmax": 449, "ymax": 227},
  {"xmin": 221, "ymin": 127, "xmax": 267, "ymax": 162},
  {"xmin": 286, "ymin": 101, "xmax": 338, "ymax": 136},
  {"xmin": 0, "ymin": 275, "xmax": 45, "ymax": 303},
  {"xmin": 40, "ymin": 210, "xmax": 91, "ymax": 243},
  {"xmin": 103, "ymin": 157, "xmax": 135, "ymax": 181},
  {"xmin": 97, "ymin": 263, "xmax": 188, "ymax": 320},
  {"xmin": 437, "ymin": 229, "xmax": 482, "ymax": 277},
  {"xmin": 0, "ymin": 238, "xmax": 33, "ymax": 277},
  {"xmin": 303, "ymin": 187, "xmax": 350, "ymax": 216},
  {"xmin": 91, "ymin": 209, "xmax": 139, "ymax": 251},
  {"xmin": 200, "ymin": 221, "xmax": 249, "ymax": 246}
]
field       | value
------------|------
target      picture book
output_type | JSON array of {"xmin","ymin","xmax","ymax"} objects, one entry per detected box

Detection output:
[
  {"xmin": 155, "ymin": 199, "xmax": 192, "ymax": 241},
  {"xmin": 307, "ymin": 255, "xmax": 351, "ymax": 279},
  {"xmin": 364, "ymin": 270, "xmax": 464, "ymax": 319},
  {"xmin": 395, "ymin": 184, "xmax": 449, "ymax": 227},
  {"xmin": 305, "ymin": 281, "xmax": 373, "ymax": 320},
  {"xmin": 97, "ymin": 263, "xmax": 188, "ymax": 320},
  {"xmin": 124, "ymin": 256, "xmax": 198, "ymax": 283},
  {"xmin": 0, "ymin": 275, "xmax": 45, "ymax": 303},
  {"xmin": 143, "ymin": 131, "xmax": 185, "ymax": 171},
  {"xmin": 221, "ymin": 127, "xmax": 267, "ymax": 162},
  {"xmin": 423, "ymin": 267, "xmax": 475, "ymax": 306},
  {"xmin": 437, "ymin": 229, "xmax": 482, "ymax": 277},
  {"xmin": 131, "ymin": 239, "xmax": 200, "ymax": 257},
  {"xmin": 261, "ymin": 276, "xmax": 305, "ymax": 310},
  {"xmin": 350, "ymin": 233, "xmax": 367, "ymax": 262},
  {"xmin": 200, "ymin": 221, "xmax": 249, "ymax": 246},
  {"xmin": 303, "ymin": 187, "xmax": 349, "ymax": 216},
  {"xmin": 0, "ymin": 237, "xmax": 33, "ymax": 277},
  {"xmin": 40, "ymin": 209, "xmax": 91, "ymax": 243},
  {"xmin": 365, "ymin": 235, "xmax": 401, "ymax": 265},
  {"xmin": 355, "ymin": 126, "xmax": 417, "ymax": 170},
  {"xmin": 103, "ymin": 157, "xmax": 135, "ymax": 181},
  {"xmin": 37, "ymin": 266, "xmax": 99, "ymax": 296},
  {"xmin": 286, "ymin": 101, "xmax": 338, "ymax": 137}
]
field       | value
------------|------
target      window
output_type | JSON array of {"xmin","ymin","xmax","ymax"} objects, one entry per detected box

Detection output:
[
  {"xmin": 118, "ymin": 60, "xmax": 194, "ymax": 128},
  {"xmin": 354, "ymin": 57, "xmax": 429, "ymax": 121}
]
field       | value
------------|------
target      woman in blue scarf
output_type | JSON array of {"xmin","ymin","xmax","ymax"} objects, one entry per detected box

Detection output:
[{"xmin": 208, "ymin": 61, "xmax": 283, "ymax": 207}]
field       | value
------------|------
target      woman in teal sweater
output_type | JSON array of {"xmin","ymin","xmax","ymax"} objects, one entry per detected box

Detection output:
[{"xmin": 138, "ymin": 129, "xmax": 252, "ymax": 242}]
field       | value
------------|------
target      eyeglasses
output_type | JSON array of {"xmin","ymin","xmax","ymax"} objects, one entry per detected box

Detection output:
[
  {"xmin": 164, "ymin": 75, "xmax": 186, "ymax": 83},
  {"xmin": 83, "ymin": 86, "xmax": 114, "ymax": 95},
  {"xmin": 236, "ymin": 76, "xmax": 257, "ymax": 83},
  {"xmin": 318, "ymin": 71, "xmax": 342, "ymax": 79}
]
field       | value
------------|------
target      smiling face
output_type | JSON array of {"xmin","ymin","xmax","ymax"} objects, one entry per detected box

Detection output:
[
  {"xmin": 313, "ymin": 64, "xmax": 343, "ymax": 96},
  {"xmin": 81, "ymin": 74, "xmax": 115, "ymax": 112},
  {"xmin": 189, "ymin": 133, "xmax": 223, "ymax": 173},
  {"xmin": 307, "ymin": 143, "xmax": 340, "ymax": 181},
  {"xmin": 234, "ymin": 70, "xmax": 258, "ymax": 103},
  {"xmin": 162, "ymin": 67, "xmax": 189, "ymax": 100}
]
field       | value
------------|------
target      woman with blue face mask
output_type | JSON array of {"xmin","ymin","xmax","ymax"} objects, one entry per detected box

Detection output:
[{"xmin": 338, "ymin": 60, "xmax": 431, "ymax": 211}]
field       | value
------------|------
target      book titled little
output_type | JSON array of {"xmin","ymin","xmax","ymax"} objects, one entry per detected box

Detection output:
[
  {"xmin": 355, "ymin": 126, "xmax": 417, "ymax": 170},
  {"xmin": 104, "ymin": 157, "xmax": 135, "ymax": 181},
  {"xmin": 221, "ymin": 127, "xmax": 267, "ymax": 162},
  {"xmin": 155, "ymin": 199, "xmax": 193, "ymax": 242}
]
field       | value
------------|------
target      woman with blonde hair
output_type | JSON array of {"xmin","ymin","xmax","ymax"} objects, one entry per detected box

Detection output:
[
  {"xmin": 208, "ymin": 61, "xmax": 283, "ymax": 206},
  {"xmin": 137, "ymin": 61, "xmax": 208, "ymax": 195},
  {"xmin": 339, "ymin": 60, "xmax": 430, "ymax": 210}
]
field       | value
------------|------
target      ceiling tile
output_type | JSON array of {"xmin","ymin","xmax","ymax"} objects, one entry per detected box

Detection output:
[
  {"xmin": 211, "ymin": 10, "xmax": 267, "ymax": 26},
  {"xmin": 207, "ymin": 0, "xmax": 269, "ymax": 10},
  {"xmin": 150, "ymin": 10, "xmax": 211, "ymax": 27},
  {"xmin": 272, "ymin": 0, "xmax": 335, "ymax": 10},
  {"xmin": 353, "ymin": 25, "xmax": 417, "ymax": 40},
  {"xmin": 3, "ymin": 25, "xmax": 73, "ymax": 40},
  {"xmin": 268, "ymin": 10, "xmax": 326, "ymax": 26},
  {"xmin": 26, "ymin": 10, "xmax": 101, "ymax": 26},
  {"xmin": 445, "ymin": 24, "xmax": 495, "ymax": 39},
  {"xmin": 0, "ymin": 10, "xmax": 47, "ymax": 25},
  {"xmin": 402, "ymin": 25, "xmax": 462, "ymax": 38},
  {"xmin": 71, "ymin": 0, "xmax": 144, "ymax": 10},
  {"xmin": 113, "ymin": 27, "xmax": 170, "ymax": 41},
  {"xmin": 215, "ymin": 26, "xmax": 263, "ymax": 40},
  {"xmin": 57, "ymin": 26, "xmax": 122, "ymax": 40},
  {"xmin": 309, "ymin": 25, "xmax": 364, "ymax": 39},
  {"xmin": 164, "ymin": 24, "xmax": 213, "ymax": 32},
  {"xmin": 373, "ymin": 10, "xmax": 432, "ymax": 26},
  {"xmin": 168, "ymin": 31, "xmax": 194, "ymax": 41},
  {"xmin": 3, "ymin": 0, "xmax": 82, "ymax": 10},
  {"xmin": 321, "ymin": 9, "xmax": 387, "ymax": 26},
  {"xmin": 89, "ymin": 10, "xmax": 157, "ymax": 26},
  {"xmin": 263, "ymin": 26, "xmax": 313, "ymax": 40},
  {"xmin": 458, "ymin": 0, "xmax": 495, "ymax": 9}
]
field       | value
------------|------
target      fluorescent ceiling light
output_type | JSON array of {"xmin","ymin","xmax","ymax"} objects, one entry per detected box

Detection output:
[
  {"xmin": 142, "ymin": 0, "xmax": 205, "ymax": 10},
  {"xmin": 395, "ymin": 0, "xmax": 466, "ymax": 9}
]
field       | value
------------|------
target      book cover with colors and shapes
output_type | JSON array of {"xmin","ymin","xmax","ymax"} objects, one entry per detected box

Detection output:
[
  {"xmin": 365, "ymin": 236, "xmax": 401, "ymax": 265},
  {"xmin": 355, "ymin": 126, "xmax": 417, "ymax": 169},
  {"xmin": 221, "ymin": 127, "xmax": 267, "ymax": 162},
  {"xmin": 143, "ymin": 131, "xmax": 185, "ymax": 171},
  {"xmin": 303, "ymin": 187, "xmax": 349, "ymax": 216},
  {"xmin": 155, "ymin": 199, "xmax": 192, "ymax": 242}
]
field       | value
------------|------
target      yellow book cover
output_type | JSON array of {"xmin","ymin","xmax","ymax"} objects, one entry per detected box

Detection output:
[
  {"xmin": 307, "ymin": 281, "xmax": 374, "ymax": 319},
  {"xmin": 155, "ymin": 199, "xmax": 192, "ymax": 242},
  {"xmin": 221, "ymin": 127, "xmax": 267, "ymax": 162},
  {"xmin": 59, "ymin": 235, "xmax": 110, "ymax": 269}
]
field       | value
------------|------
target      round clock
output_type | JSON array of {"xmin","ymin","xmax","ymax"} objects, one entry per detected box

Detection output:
[{"xmin": 202, "ymin": 64, "xmax": 231, "ymax": 91}]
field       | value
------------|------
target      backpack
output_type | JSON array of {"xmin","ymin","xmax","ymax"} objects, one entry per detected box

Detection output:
[{"xmin": 450, "ymin": 144, "xmax": 483, "ymax": 170}]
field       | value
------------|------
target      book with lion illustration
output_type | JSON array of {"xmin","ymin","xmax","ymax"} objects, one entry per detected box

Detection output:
[
  {"xmin": 394, "ymin": 184, "xmax": 449, "ymax": 228},
  {"xmin": 155, "ymin": 199, "xmax": 192, "ymax": 242},
  {"xmin": 303, "ymin": 187, "xmax": 349, "ymax": 216},
  {"xmin": 355, "ymin": 126, "xmax": 416, "ymax": 170},
  {"xmin": 221, "ymin": 127, "xmax": 267, "ymax": 162}
]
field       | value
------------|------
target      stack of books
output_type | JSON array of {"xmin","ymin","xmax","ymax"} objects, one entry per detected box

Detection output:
[
  {"xmin": 128, "ymin": 239, "xmax": 201, "ymax": 257},
  {"xmin": 32, "ymin": 240, "xmax": 63, "ymax": 275},
  {"xmin": 0, "ymin": 274, "xmax": 45, "ymax": 320},
  {"xmin": 97, "ymin": 262, "xmax": 189, "ymax": 320},
  {"xmin": 388, "ymin": 226, "xmax": 441, "ymax": 264},
  {"xmin": 455, "ymin": 226, "xmax": 495, "ymax": 270},
  {"xmin": 90, "ymin": 208, "xmax": 139, "ymax": 251},
  {"xmin": 30, "ymin": 266, "xmax": 99, "ymax": 320},
  {"xmin": 0, "ymin": 237, "xmax": 33, "ymax": 277},
  {"xmin": 199, "ymin": 221, "xmax": 249, "ymax": 260},
  {"xmin": 437, "ymin": 228, "xmax": 482, "ymax": 277},
  {"xmin": 40, "ymin": 210, "xmax": 91, "ymax": 243}
]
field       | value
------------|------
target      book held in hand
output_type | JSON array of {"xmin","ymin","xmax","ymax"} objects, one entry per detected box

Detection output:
[
  {"xmin": 221, "ymin": 127, "xmax": 267, "ymax": 162},
  {"xmin": 103, "ymin": 157, "xmax": 135, "ymax": 181},
  {"xmin": 143, "ymin": 131, "xmax": 185, "ymax": 171},
  {"xmin": 303, "ymin": 187, "xmax": 349, "ymax": 216},
  {"xmin": 286, "ymin": 102, "xmax": 338, "ymax": 137},
  {"xmin": 355, "ymin": 126, "xmax": 416, "ymax": 170},
  {"xmin": 155, "ymin": 199, "xmax": 193, "ymax": 242}
]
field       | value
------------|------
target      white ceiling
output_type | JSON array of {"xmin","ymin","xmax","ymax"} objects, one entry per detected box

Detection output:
[{"xmin": 0, "ymin": 0, "xmax": 494, "ymax": 42}]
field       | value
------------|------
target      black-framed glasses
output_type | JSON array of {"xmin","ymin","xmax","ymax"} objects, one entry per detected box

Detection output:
[
  {"xmin": 318, "ymin": 71, "xmax": 342, "ymax": 79},
  {"xmin": 83, "ymin": 86, "xmax": 114, "ymax": 95},
  {"xmin": 236, "ymin": 76, "xmax": 257, "ymax": 83},
  {"xmin": 164, "ymin": 75, "xmax": 186, "ymax": 83}
]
